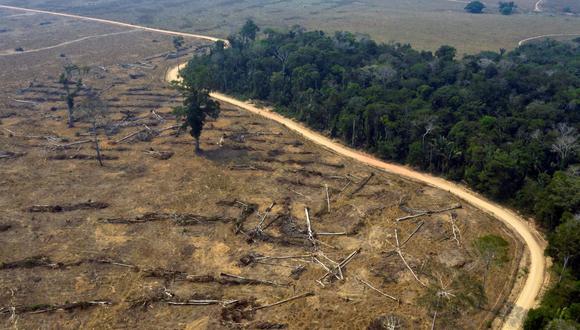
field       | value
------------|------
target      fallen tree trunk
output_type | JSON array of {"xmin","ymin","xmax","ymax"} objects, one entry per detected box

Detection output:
[
  {"xmin": 395, "ymin": 204, "xmax": 462, "ymax": 222},
  {"xmin": 348, "ymin": 173, "xmax": 374, "ymax": 197},
  {"xmin": 0, "ymin": 301, "xmax": 111, "ymax": 315}
]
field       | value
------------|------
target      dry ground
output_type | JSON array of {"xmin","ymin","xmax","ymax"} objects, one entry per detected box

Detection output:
[
  {"xmin": 0, "ymin": 13, "xmax": 524, "ymax": 329},
  {"xmin": 2, "ymin": 0, "xmax": 579, "ymax": 54}
]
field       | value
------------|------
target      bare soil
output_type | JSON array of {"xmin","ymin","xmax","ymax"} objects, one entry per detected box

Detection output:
[{"xmin": 0, "ymin": 14, "xmax": 522, "ymax": 329}]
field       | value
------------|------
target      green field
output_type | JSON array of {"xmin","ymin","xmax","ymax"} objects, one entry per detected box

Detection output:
[{"xmin": 3, "ymin": 0, "xmax": 579, "ymax": 54}]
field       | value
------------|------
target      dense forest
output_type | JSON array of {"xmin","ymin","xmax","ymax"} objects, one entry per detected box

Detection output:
[{"xmin": 181, "ymin": 22, "xmax": 580, "ymax": 328}]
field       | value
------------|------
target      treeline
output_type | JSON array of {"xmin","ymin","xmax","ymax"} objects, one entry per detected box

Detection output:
[{"xmin": 182, "ymin": 22, "xmax": 579, "ymax": 328}]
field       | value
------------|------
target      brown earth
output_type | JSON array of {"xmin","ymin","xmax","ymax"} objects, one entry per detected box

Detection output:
[{"xmin": 0, "ymin": 11, "xmax": 523, "ymax": 330}]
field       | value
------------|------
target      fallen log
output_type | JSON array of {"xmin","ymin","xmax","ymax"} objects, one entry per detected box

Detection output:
[
  {"xmin": 0, "ymin": 256, "xmax": 63, "ymax": 270},
  {"xmin": 318, "ymin": 248, "xmax": 361, "ymax": 284},
  {"xmin": 27, "ymin": 201, "xmax": 109, "ymax": 213},
  {"xmin": 101, "ymin": 212, "xmax": 235, "ymax": 225},
  {"xmin": 0, "ymin": 151, "xmax": 25, "ymax": 159},
  {"xmin": 348, "ymin": 173, "xmax": 374, "ymax": 197},
  {"xmin": 48, "ymin": 154, "xmax": 118, "ymax": 161},
  {"xmin": 252, "ymin": 292, "xmax": 314, "ymax": 311},
  {"xmin": 395, "ymin": 204, "xmax": 462, "ymax": 222},
  {"xmin": 143, "ymin": 149, "xmax": 174, "ymax": 160},
  {"xmin": 356, "ymin": 276, "xmax": 399, "ymax": 302},
  {"xmin": 0, "ymin": 301, "xmax": 111, "ymax": 315}
]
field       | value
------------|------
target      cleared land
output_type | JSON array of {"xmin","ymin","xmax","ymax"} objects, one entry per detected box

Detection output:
[
  {"xmin": 1, "ymin": 0, "xmax": 578, "ymax": 54},
  {"xmin": 0, "ymin": 12, "xmax": 525, "ymax": 329}
]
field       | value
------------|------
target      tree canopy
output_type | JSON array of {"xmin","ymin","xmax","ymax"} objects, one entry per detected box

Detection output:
[
  {"xmin": 465, "ymin": 1, "xmax": 486, "ymax": 13},
  {"xmin": 181, "ymin": 24, "xmax": 580, "ymax": 326}
]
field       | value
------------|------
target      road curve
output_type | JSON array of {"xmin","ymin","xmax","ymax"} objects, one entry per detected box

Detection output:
[
  {"xmin": 518, "ymin": 33, "xmax": 580, "ymax": 46},
  {"xmin": 0, "ymin": 4, "xmax": 223, "ymax": 43},
  {"xmin": 167, "ymin": 68, "xmax": 546, "ymax": 330},
  {"xmin": 1, "ymin": 4, "xmax": 546, "ymax": 329}
]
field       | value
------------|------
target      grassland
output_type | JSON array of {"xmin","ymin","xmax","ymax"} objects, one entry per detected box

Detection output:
[
  {"xmin": 0, "ymin": 11, "xmax": 526, "ymax": 329},
  {"xmin": 2, "ymin": 0, "xmax": 578, "ymax": 54}
]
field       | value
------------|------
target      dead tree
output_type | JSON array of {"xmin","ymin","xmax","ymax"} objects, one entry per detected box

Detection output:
[
  {"xmin": 78, "ymin": 90, "xmax": 108, "ymax": 166},
  {"xmin": 551, "ymin": 123, "xmax": 578, "ymax": 168},
  {"xmin": 59, "ymin": 63, "xmax": 88, "ymax": 128}
]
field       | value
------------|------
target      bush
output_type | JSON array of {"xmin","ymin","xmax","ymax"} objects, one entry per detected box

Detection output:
[{"xmin": 465, "ymin": 1, "xmax": 485, "ymax": 13}]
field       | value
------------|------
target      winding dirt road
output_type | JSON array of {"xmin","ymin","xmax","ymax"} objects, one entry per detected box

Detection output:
[
  {"xmin": 518, "ymin": 33, "xmax": 580, "ymax": 46},
  {"xmin": 168, "ymin": 68, "xmax": 546, "ymax": 330},
  {"xmin": 2, "ymin": 4, "xmax": 547, "ymax": 329}
]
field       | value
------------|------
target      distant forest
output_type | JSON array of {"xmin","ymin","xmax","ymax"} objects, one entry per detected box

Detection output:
[{"xmin": 181, "ymin": 23, "xmax": 579, "ymax": 328}]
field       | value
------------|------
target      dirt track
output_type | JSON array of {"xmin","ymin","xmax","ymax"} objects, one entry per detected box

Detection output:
[
  {"xmin": 166, "ymin": 69, "xmax": 546, "ymax": 330},
  {"xmin": 518, "ymin": 32, "xmax": 580, "ymax": 45},
  {"xmin": 1, "ymin": 4, "xmax": 548, "ymax": 329}
]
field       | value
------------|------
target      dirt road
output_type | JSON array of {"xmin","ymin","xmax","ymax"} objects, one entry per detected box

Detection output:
[
  {"xmin": 2, "ymin": 4, "xmax": 547, "ymax": 329},
  {"xmin": 167, "ymin": 67, "xmax": 546, "ymax": 330},
  {"xmin": 0, "ymin": 30, "xmax": 140, "ymax": 56},
  {"xmin": 518, "ymin": 33, "xmax": 580, "ymax": 46}
]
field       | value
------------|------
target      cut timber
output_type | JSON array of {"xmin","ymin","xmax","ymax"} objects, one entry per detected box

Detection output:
[
  {"xmin": 356, "ymin": 276, "xmax": 399, "ymax": 302},
  {"xmin": 396, "ymin": 204, "xmax": 462, "ymax": 222},
  {"xmin": 166, "ymin": 299, "xmax": 238, "ymax": 306},
  {"xmin": 49, "ymin": 140, "xmax": 92, "ymax": 149},
  {"xmin": 450, "ymin": 212, "xmax": 461, "ymax": 246},
  {"xmin": 101, "ymin": 212, "xmax": 235, "ymax": 225},
  {"xmin": 304, "ymin": 207, "xmax": 316, "ymax": 246},
  {"xmin": 143, "ymin": 149, "xmax": 174, "ymax": 160},
  {"xmin": 0, "ymin": 256, "xmax": 63, "ymax": 270},
  {"xmin": 348, "ymin": 172, "xmax": 374, "ymax": 197},
  {"xmin": 0, "ymin": 301, "xmax": 111, "ymax": 315},
  {"xmin": 252, "ymin": 292, "xmax": 314, "ymax": 311},
  {"xmin": 220, "ymin": 273, "xmax": 287, "ymax": 287},
  {"xmin": 318, "ymin": 248, "xmax": 361, "ymax": 284},
  {"xmin": 325, "ymin": 184, "xmax": 331, "ymax": 212},
  {"xmin": 0, "ymin": 151, "xmax": 25, "ymax": 159},
  {"xmin": 27, "ymin": 201, "xmax": 109, "ymax": 213}
]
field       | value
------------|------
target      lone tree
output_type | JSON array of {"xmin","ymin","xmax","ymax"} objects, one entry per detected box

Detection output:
[
  {"xmin": 498, "ymin": 1, "xmax": 517, "ymax": 15},
  {"xmin": 78, "ymin": 90, "xmax": 108, "ymax": 166},
  {"xmin": 59, "ymin": 64, "xmax": 88, "ymax": 128},
  {"xmin": 465, "ymin": 1, "xmax": 486, "ymax": 13},
  {"xmin": 172, "ymin": 72, "xmax": 220, "ymax": 154}
]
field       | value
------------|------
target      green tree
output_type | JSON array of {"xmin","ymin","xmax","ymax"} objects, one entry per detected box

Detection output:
[
  {"xmin": 548, "ymin": 217, "xmax": 580, "ymax": 282},
  {"xmin": 465, "ymin": 1, "xmax": 486, "ymax": 13},
  {"xmin": 172, "ymin": 82, "xmax": 220, "ymax": 154},
  {"xmin": 59, "ymin": 64, "xmax": 88, "ymax": 128},
  {"xmin": 240, "ymin": 19, "xmax": 260, "ymax": 44},
  {"xmin": 498, "ymin": 1, "xmax": 517, "ymax": 15}
]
